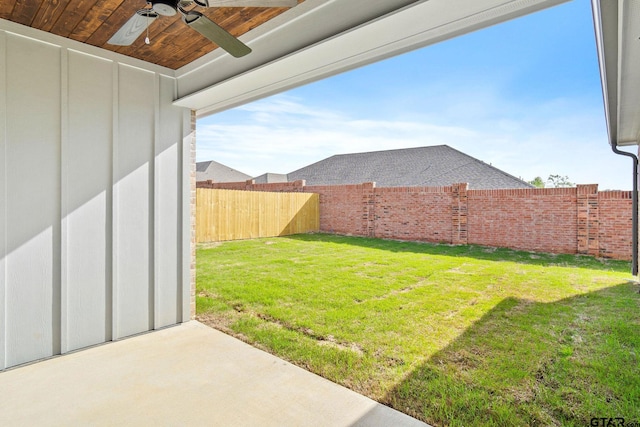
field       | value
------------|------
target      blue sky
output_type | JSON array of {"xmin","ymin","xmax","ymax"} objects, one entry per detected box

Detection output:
[{"xmin": 197, "ymin": 0, "xmax": 634, "ymax": 190}]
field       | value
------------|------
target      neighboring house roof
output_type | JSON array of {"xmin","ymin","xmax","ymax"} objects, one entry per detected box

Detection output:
[
  {"xmin": 253, "ymin": 173, "xmax": 289, "ymax": 184},
  {"xmin": 286, "ymin": 145, "xmax": 533, "ymax": 190},
  {"xmin": 196, "ymin": 160, "xmax": 252, "ymax": 183}
]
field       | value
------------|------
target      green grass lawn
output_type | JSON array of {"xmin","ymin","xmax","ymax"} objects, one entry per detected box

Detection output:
[{"xmin": 196, "ymin": 234, "xmax": 640, "ymax": 426}]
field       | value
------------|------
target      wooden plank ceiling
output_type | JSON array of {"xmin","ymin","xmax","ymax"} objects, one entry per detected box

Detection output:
[{"xmin": 0, "ymin": 0, "xmax": 299, "ymax": 69}]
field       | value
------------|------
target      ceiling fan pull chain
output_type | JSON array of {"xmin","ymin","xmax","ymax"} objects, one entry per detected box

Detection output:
[{"xmin": 145, "ymin": 11, "xmax": 151, "ymax": 44}]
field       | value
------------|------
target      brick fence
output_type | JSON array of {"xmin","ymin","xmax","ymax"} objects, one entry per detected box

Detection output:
[{"xmin": 197, "ymin": 180, "xmax": 633, "ymax": 260}]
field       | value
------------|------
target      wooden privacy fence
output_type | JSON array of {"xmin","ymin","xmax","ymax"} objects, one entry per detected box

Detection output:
[{"xmin": 196, "ymin": 188, "xmax": 319, "ymax": 242}]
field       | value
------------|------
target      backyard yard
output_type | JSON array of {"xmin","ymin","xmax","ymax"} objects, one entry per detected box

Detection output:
[{"xmin": 196, "ymin": 234, "xmax": 640, "ymax": 426}]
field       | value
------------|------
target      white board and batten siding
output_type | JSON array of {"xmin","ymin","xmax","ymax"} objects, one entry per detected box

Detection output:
[{"xmin": 0, "ymin": 23, "xmax": 193, "ymax": 370}]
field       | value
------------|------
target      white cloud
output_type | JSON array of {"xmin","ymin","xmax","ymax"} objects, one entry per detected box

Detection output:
[{"xmin": 197, "ymin": 95, "xmax": 469, "ymax": 173}]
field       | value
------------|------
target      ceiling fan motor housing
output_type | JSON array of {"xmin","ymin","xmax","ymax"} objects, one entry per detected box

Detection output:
[{"xmin": 151, "ymin": 0, "xmax": 178, "ymax": 16}]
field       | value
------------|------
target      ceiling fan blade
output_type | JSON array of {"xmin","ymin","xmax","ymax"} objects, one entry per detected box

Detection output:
[
  {"xmin": 108, "ymin": 10, "xmax": 158, "ymax": 46},
  {"xmin": 183, "ymin": 11, "xmax": 252, "ymax": 58},
  {"xmin": 194, "ymin": 0, "xmax": 297, "ymax": 7}
]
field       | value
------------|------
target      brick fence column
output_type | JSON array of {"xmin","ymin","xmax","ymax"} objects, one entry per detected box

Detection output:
[
  {"xmin": 293, "ymin": 179, "xmax": 306, "ymax": 192},
  {"xmin": 577, "ymin": 184, "xmax": 599, "ymax": 256},
  {"xmin": 362, "ymin": 182, "xmax": 376, "ymax": 237},
  {"xmin": 451, "ymin": 183, "xmax": 469, "ymax": 245}
]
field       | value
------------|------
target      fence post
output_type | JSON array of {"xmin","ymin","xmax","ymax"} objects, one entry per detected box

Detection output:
[
  {"xmin": 451, "ymin": 183, "xmax": 469, "ymax": 245},
  {"xmin": 293, "ymin": 180, "xmax": 306, "ymax": 192},
  {"xmin": 577, "ymin": 184, "xmax": 599, "ymax": 256}
]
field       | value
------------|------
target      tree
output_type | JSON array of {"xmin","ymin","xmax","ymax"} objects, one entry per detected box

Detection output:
[
  {"xmin": 528, "ymin": 176, "xmax": 545, "ymax": 188},
  {"xmin": 546, "ymin": 174, "xmax": 574, "ymax": 188}
]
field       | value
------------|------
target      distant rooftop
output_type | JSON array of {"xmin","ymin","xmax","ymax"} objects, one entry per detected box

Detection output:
[
  {"xmin": 286, "ymin": 145, "xmax": 533, "ymax": 190},
  {"xmin": 196, "ymin": 160, "xmax": 252, "ymax": 183}
]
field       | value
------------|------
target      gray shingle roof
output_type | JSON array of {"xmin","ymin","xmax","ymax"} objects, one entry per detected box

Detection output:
[
  {"xmin": 196, "ymin": 160, "xmax": 252, "ymax": 183},
  {"xmin": 286, "ymin": 145, "xmax": 533, "ymax": 189}
]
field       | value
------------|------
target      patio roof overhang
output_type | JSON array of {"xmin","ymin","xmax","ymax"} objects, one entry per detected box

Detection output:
[
  {"xmin": 172, "ymin": 0, "xmax": 571, "ymax": 118},
  {"xmin": 1, "ymin": 0, "xmax": 572, "ymax": 117}
]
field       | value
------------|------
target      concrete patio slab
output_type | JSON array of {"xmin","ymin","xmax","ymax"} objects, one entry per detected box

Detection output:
[{"xmin": 0, "ymin": 321, "xmax": 429, "ymax": 426}]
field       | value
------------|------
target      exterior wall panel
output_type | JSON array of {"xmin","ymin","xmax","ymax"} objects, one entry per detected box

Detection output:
[
  {"xmin": 114, "ymin": 64, "xmax": 155, "ymax": 339},
  {"xmin": 4, "ymin": 34, "xmax": 61, "ymax": 367},
  {"xmin": 63, "ymin": 51, "xmax": 113, "ymax": 352},
  {"xmin": 0, "ymin": 23, "xmax": 192, "ymax": 370},
  {"xmin": 0, "ymin": 29, "xmax": 7, "ymax": 370},
  {"xmin": 155, "ymin": 75, "xmax": 183, "ymax": 328}
]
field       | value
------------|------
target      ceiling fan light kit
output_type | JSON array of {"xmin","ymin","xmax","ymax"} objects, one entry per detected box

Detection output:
[{"xmin": 107, "ymin": 0, "xmax": 298, "ymax": 58}]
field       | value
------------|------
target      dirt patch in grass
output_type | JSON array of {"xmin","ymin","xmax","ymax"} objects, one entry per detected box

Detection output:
[{"xmin": 317, "ymin": 336, "xmax": 364, "ymax": 355}]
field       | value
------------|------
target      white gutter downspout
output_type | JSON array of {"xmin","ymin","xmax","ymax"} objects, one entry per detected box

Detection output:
[
  {"xmin": 610, "ymin": 144, "xmax": 639, "ymax": 276},
  {"xmin": 592, "ymin": 0, "xmax": 638, "ymax": 275}
]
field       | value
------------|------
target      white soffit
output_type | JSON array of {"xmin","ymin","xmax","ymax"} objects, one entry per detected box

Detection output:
[
  {"xmin": 616, "ymin": 0, "xmax": 640, "ymax": 146},
  {"xmin": 174, "ymin": 0, "xmax": 570, "ymax": 117},
  {"xmin": 618, "ymin": 0, "xmax": 640, "ymax": 146},
  {"xmin": 174, "ymin": 0, "xmax": 417, "ymax": 97},
  {"xmin": 592, "ymin": 0, "xmax": 619, "ymax": 145},
  {"xmin": 594, "ymin": 0, "xmax": 640, "ymax": 147}
]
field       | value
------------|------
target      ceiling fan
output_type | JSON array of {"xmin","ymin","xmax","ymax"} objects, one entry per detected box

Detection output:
[{"xmin": 108, "ymin": 0, "xmax": 297, "ymax": 58}]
